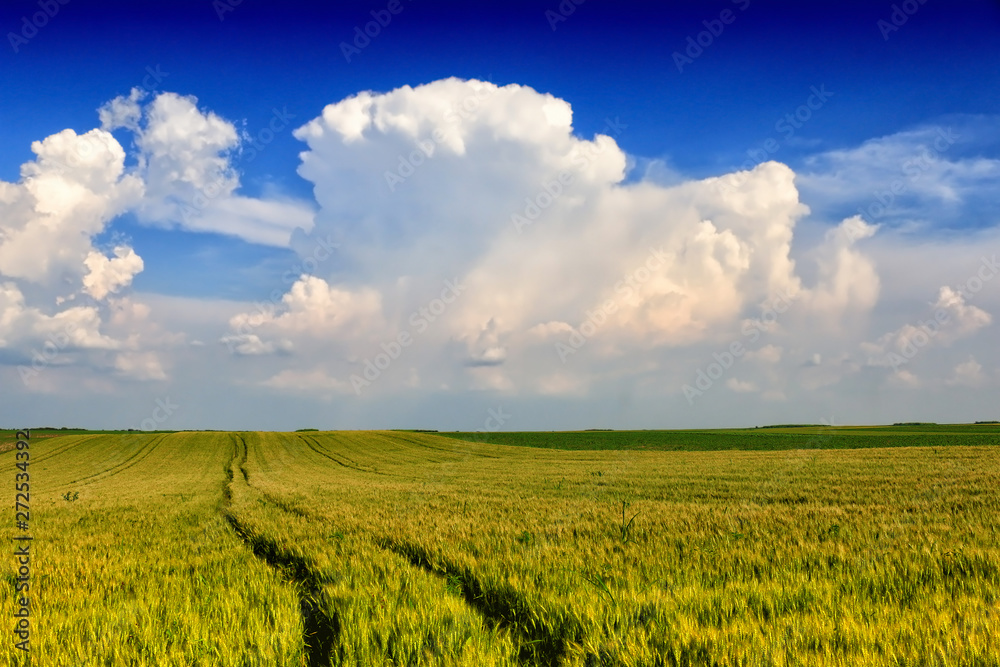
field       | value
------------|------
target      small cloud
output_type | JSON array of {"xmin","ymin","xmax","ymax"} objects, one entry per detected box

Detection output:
[
  {"xmin": 220, "ymin": 334, "xmax": 292, "ymax": 356},
  {"xmin": 460, "ymin": 317, "xmax": 506, "ymax": 366},
  {"xmin": 746, "ymin": 344, "xmax": 783, "ymax": 364},
  {"xmin": 465, "ymin": 347, "xmax": 506, "ymax": 367},
  {"xmin": 99, "ymin": 87, "xmax": 146, "ymax": 132},
  {"xmin": 946, "ymin": 356, "xmax": 987, "ymax": 387},
  {"xmin": 527, "ymin": 321, "xmax": 574, "ymax": 338},
  {"xmin": 82, "ymin": 246, "xmax": 144, "ymax": 301},
  {"xmin": 114, "ymin": 351, "xmax": 167, "ymax": 381},
  {"xmin": 260, "ymin": 369, "xmax": 352, "ymax": 395},
  {"xmin": 888, "ymin": 369, "xmax": 921, "ymax": 388},
  {"xmin": 726, "ymin": 378, "xmax": 757, "ymax": 393}
]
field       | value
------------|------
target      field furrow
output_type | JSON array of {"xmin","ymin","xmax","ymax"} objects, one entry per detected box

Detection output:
[
  {"xmin": 66, "ymin": 434, "xmax": 169, "ymax": 487},
  {"xmin": 222, "ymin": 434, "xmax": 340, "ymax": 667}
]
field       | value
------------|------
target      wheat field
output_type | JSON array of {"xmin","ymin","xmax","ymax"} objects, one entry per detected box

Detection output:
[{"xmin": 2, "ymin": 428, "xmax": 999, "ymax": 666}]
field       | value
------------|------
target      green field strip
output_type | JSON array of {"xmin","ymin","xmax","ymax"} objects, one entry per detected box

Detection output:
[{"xmin": 436, "ymin": 426, "xmax": 1000, "ymax": 452}]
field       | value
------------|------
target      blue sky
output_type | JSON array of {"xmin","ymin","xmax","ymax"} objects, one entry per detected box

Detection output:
[{"xmin": 1, "ymin": 0, "xmax": 999, "ymax": 429}]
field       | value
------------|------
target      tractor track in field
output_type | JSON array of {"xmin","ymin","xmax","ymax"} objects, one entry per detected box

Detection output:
[
  {"xmin": 24, "ymin": 433, "xmax": 104, "ymax": 464},
  {"xmin": 389, "ymin": 431, "xmax": 506, "ymax": 459},
  {"xmin": 374, "ymin": 537, "xmax": 575, "ymax": 667},
  {"xmin": 67, "ymin": 434, "xmax": 170, "ymax": 487},
  {"xmin": 298, "ymin": 434, "xmax": 394, "ymax": 476},
  {"xmin": 222, "ymin": 434, "xmax": 341, "ymax": 667},
  {"xmin": 242, "ymin": 464, "xmax": 569, "ymax": 667}
]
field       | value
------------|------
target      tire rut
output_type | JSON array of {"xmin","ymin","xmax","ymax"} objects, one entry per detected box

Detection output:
[
  {"xmin": 69, "ymin": 434, "xmax": 169, "ymax": 486},
  {"xmin": 374, "ymin": 537, "xmax": 576, "ymax": 667},
  {"xmin": 29, "ymin": 433, "xmax": 104, "ymax": 465},
  {"xmin": 298, "ymin": 434, "xmax": 394, "ymax": 476},
  {"xmin": 250, "ymin": 477, "xmax": 562, "ymax": 667},
  {"xmin": 222, "ymin": 434, "xmax": 341, "ymax": 667}
]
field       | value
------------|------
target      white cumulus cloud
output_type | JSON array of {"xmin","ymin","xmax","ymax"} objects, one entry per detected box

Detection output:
[
  {"xmin": 226, "ymin": 79, "xmax": 888, "ymax": 398},
  {"xmin": 83, "ymin": 246, "xmax": 144, "ymax": 300}
]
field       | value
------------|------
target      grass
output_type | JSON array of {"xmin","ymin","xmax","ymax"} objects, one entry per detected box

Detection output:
[
  {"xmin": 2, "ymin": 426, "xmax": 998, "ymax": 665},
  {"xmin": 437, "ymin": 422, "xmax": 1000, "ymax": 451}
]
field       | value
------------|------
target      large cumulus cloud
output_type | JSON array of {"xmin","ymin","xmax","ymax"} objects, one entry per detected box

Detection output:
[{"xmin": 224, "ymin": 78, "xmax": 893, "ymax": 399}]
